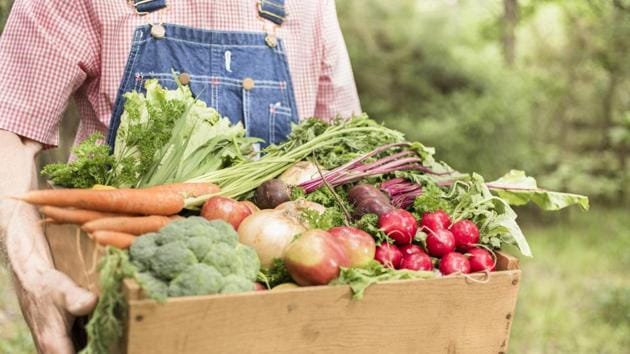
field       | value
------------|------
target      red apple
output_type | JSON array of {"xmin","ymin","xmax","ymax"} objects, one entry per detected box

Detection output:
[
  {"xmin": 283, "ymin": 230, "xmax": 350, "ymax": 286},
  {"xmin": 400, "ymin": 252, "xmax": 433, "ymax": 271},
  {"xmin": 201, "ymin": 196, "xmax": 252, "ymax": 230},
  {"xmin": 328, "ymin": 226, "xmax": 376, "ymax": 268},
  {"xmin": 374, "ymin": 243, "xmax": 404, "ymax": 269}
]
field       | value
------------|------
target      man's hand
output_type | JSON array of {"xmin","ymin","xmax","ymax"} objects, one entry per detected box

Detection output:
[{"xmin": 1, "ymin": 131, "xmax": 97, "ymax": 353}]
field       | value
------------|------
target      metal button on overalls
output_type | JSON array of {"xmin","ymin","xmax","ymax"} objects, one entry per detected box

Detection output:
[{"xmin": 107, "ymin": 0, "xmax": 298, "ymax": 149}]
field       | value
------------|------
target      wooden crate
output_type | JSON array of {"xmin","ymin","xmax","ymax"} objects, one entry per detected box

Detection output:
[{"xmin": 46, "ymin": 223, "xmax": 521, "ymax": 354}]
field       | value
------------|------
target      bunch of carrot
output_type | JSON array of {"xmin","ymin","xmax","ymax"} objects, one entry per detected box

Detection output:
[{"xmin": 15, "ymin": 183, "xmax": 220, "ymax": 249}]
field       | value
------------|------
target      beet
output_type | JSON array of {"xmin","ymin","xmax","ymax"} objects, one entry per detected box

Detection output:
[
  {"xmin": 439, "ymin": 252, "xmax": 470, "ymax": 275},
  {"xmin": 254, "ymin": 179, "xmax": 291, "ymax": 209}
]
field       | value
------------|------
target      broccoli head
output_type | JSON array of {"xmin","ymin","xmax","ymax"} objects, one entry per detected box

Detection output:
[
  {"xmin": 129, "ymin": 217, "xmax": 262, "ymax": 299},
  {"xmin": 129, "ymin": 233, "xmax": 159, "ymax": 271},
  {"xmin": 220, "ymin": 274, "xmax": 255, "ymax": 294},
  {"xmin": 150, "ymin": 241, "xmax": 197, "ymax": 280},
  {"xmin": 136, "ymin": 272, "xmax": 168, "ymax": 301},
  {"xmin": 168, "ymin": 263, "xmax": 224, "ymax": 297}
]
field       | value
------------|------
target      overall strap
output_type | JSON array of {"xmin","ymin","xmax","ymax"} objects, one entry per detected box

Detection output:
[
  {"xmin": 130, "ymin": 0, "xmax": 167, "ymax": 15},
  {"xmin": 257, "ymin": 0, "xmax": 287, "ymax": 26}
]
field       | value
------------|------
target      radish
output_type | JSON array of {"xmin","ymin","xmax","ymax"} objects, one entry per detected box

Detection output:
[
  {"xmin": 378, "ymin": 209, "xmax": 418, "ymax": 245},
  {"xmin": 468, "ymin": 247, "xmax": 495, "ymax": 272},
  {"xmin": 439, "ymin": 252, "xmax": 470, "ymax": 275},
  {"xmin": 375, "ymin": 243, "xmax": 403, "ymax": 269},
  {"xmin": 451, "ymin": 220, "xmax": 480, "ymax": 250},
  {"xmin": 421, "ymin": 210, "xmax": 451, "ymax": 232},
  {"xmin": 400, "ymin": 252, "xmax": 433, "ymax": 271},
  {"xmin": 399, "ymin": 244, "xmax": 424, "ymax": 257},
  {"xmin": 425, "ymin": 228, "xmax": 455, "ymax": 257}
]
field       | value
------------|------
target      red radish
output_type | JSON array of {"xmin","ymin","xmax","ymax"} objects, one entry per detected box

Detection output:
[
  {"xmin": 451, "ymin": 220, "xmax": 480, "ymax": 250},
  {"xmin": 439, "ymin": 252, "xmax": 470, "ymax": 275},
  {"xmin": 201, "ymin": 196, "xmax": 252, "ymax": 230},
  {"xmin": 421, "ymin": 210, "xmax": 451, "ymax": 232},
  {"xmin": 284, "ymin": 230, "xmax": 350, "ymax": 286},
  {"xmin": 374, "ymin": 243, "xmax": 403, "ymax": 269},
  {"xmin": 468, "ymin": 247, "xmax": 495, "ymax": 272},
  {"xmin": 378, "ymin": 209, "xmax": 418, "ymax": 245},
  {"xmin": 254, "ymin": 282, "xmax": 267, "ymax": 291},
  {"xmin": 328, "ymin": 226, "xmax": 376, "ymax": 268},
  {"xmin": 400, "ymin": 252, "xmax": 433, "ymax": 271},
  {"xmin": 399, "ymin": 244, "xmax": 424, "ymax": 257},
  {"xmin": 425, "ymin": 228, "xmax": 456, "ymax": 257}
]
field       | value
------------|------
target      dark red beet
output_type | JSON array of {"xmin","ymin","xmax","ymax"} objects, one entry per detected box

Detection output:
[
  {"xmin": 421, "ymin": 210, "xmax": 452, "ymax": 232},
  {"xmin": 451, "ymin": 220, "xmax": 480, "ymax": 250},
  {"xmin": 399, "ymin": 244, "xmax": 424, "ymax": 257},
  {"xmin": 425, "ymin": 228, "xmax": 456, "ymax": 257},
  {"xmin": 378, "ymin": 209, "xmax": 418, "ymax": 245},
  {"xmin": 375, "ymin": 243, "xmax": 403, "ymax": 269},
  {"xmin": 468, "ymin": 247, "xmax": 495, "ymax": 272},
  {"xmin": 400, "ymin": 252, "xmax": 433, "ymax": 271},
  {"xmin": 439, "ymin": 252, "xmax": 470, "ymax": 275}
]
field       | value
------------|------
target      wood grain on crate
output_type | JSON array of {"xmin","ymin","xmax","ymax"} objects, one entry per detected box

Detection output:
[{"xmin": 124, "ymin": 270, "xmax": 520, "ymax": 354}]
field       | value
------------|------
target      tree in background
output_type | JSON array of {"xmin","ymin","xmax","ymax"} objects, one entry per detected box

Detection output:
[{"xmin": 338, "ymin": 0, "xmax": 629, "ymax": 203}]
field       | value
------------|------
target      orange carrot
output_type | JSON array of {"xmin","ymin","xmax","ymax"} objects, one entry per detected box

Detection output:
[
  {"xmin": 40, "ymin": 206, "xmax": 131, "ymax": 225},
  {"xmin": 82, "ymin": 215, "xmax": 178, "ymax": 235},
  {"xmin": 91, "ymin": 230, "xmax": 136, "ymax": 249},
  {"xmin": 17, "ymin": 188, "xmax": 185, "ymax": 215},
  {"xmin": 145, "ymin": 183, "xmax": 220, "ymax": 197}
]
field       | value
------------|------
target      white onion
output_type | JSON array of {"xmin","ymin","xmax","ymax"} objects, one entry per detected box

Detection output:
[{"xmin": 237, "ymin": 209, "xmax": 307, "ymax": 268}]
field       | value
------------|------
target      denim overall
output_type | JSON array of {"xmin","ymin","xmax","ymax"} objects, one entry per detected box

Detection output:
[{"xmin": 106, "ymin": 0, "xmax": 298, "ymax": 149}]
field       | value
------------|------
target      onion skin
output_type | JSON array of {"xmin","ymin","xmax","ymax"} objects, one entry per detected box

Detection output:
[
  {"xmin": 279, "ymin": 161, "xmax": 323, "ymax": 186},
  {"xmin": 237, "ymin": 210, "xmax": 307, "ymax": 268}
]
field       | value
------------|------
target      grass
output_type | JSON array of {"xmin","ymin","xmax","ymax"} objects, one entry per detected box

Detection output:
[{"xmin": 0, "ymin": 206, "xmax": 627, "ymax": 353}]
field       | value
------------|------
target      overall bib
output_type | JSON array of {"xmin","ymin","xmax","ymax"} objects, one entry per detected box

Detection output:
[{"xmin": 106, "ymin": 0, "xmax": 299, "ymax": 149}]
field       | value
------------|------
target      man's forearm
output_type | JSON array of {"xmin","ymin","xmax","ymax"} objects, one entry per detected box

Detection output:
[{"xmin": 0, "ymin": 130, "xmax": 52, "ymax": 279}]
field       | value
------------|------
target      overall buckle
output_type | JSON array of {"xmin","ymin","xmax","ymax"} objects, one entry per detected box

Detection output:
[{"xmin": 128, "ymin": 0, "xmax": 168, "ymax": 16}]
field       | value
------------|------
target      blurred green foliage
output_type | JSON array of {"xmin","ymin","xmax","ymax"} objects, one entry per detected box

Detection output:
[{"xmin": 338, "ymin": 0, "xmax": 630, "ymax": 202}]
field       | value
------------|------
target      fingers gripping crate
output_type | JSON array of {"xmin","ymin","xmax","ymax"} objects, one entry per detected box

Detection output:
[{"xmin": 45, "ymin": 223, "xmax": 521, "ymax": 354}]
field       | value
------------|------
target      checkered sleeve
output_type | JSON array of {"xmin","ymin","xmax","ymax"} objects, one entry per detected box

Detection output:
[
  {"xmin": 0, "ymin": 0, "xmax": 100, "ymax": 146},
  {"xmin": 313, "ymin": 0, "xmax": 362, "ymax": 121}
]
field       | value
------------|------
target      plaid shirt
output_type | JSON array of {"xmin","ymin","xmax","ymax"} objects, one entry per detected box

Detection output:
[{"xmin": 0, "ymin": 0, "xmax": 360, "ymax": 147}]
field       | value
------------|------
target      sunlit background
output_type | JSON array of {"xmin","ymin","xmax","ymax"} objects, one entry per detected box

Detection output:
[{"xmin": 1, "ymin": 1, "xmax": 628, "ymax": 353}]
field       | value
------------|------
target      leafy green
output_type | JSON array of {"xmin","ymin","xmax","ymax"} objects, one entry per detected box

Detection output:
[
  {"xmin": 258, "ymin": 258, "xmax": 293, "ymax": 289},
  {"xmin": 411, "ymin": 182, "xmax": 450, "ymax": 216},
  {"xmin": 353, "ymin": 214, "xmax": 391, "ymax": 244},
  {"xmin": 41, "ymin": 133, "xmax": 113, "ymax": 188},
  {"xmin": 488, "ymin": 170, "xmax": 590, "ymax": 211},
  {"xmin": 301, "ymin": 208, "xmax": 346, "ymax": 229},
  {"xmin": 332, "ymin": 261, "xmax": 434, "ymax": 299},
  {"xmin": 81, "ymin": 247, "xmax": 137, "ymax": 354}
]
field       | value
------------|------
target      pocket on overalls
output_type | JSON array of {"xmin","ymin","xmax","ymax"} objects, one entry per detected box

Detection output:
[
  {"xmin": 239, "ymin": 81, "xmax": 296, "ymax": 146},
  {"xmin": 268, "ymin": 102, "xmax": 294, "ymax": 145}
]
